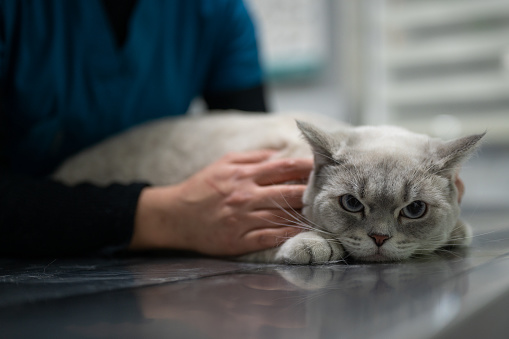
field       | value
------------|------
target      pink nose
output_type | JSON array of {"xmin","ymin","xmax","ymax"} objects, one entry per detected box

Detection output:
[{"xmin": 369, "ymin": 233, "xmax": 390, "ymax": 247}]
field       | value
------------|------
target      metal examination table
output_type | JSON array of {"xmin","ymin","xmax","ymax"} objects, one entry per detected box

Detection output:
[{"xmin": 1, "ymin": 207, "xmax": 509, "ymax": 339}]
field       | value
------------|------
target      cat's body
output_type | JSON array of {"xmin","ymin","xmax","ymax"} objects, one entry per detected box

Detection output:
[
  {"xmin": 53, "ymin": 113, "xmax": 322, "ymax": 187},
  {"xmin": 53, "ymin": 112, "xmax": 484, "ymax": 264}
]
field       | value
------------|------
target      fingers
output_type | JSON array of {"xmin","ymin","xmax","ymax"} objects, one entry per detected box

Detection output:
[
  {"xmin": 243, "ymin": 226, "xmax": 301, "ymax": 251},
  {"xmin": 455, "ymin": 176, "xmax": 465, "ymax": 204},
  {"xmin": 187, "ymin": 150, "xmax": 314, "ymax": 256},
  {"xmin": 232, "ymin": 207, "xmax": 307, "ymax": 254},
  {"xmin": 221, "ymin": 179, "xmax": 307, "ymax": 211},
  {"xmin": 252, "ymin": 158, "xmax": 313, "ymax": 185},
  {"xmin": 249, "ymin": 209, "xmax": 308, "ymax": 230},
  {"xmin": 251, "ymin": 184, "xmax": 307, "ymax": 210},
  {"xmin": 223, "ymin": 150, "xmax": 276, "ymax": 164},
  {"xmin": 221, "ymin": 150, "xmax": 313, "ymax": 185}
]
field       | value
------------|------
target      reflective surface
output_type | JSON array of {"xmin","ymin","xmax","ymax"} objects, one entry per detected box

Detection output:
[{"xmin": 2, "ymin": 208, "xmax": 509, "ymax": 339}]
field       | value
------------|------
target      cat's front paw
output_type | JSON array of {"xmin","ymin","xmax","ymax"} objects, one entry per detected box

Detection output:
[{"xmin": 275, "ymin": 232, "xmax": 345, "ymax": 264}]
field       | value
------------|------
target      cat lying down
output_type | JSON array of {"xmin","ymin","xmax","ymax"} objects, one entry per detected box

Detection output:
[{"xmin": 53, "ymin": 112, "xmax": 484, "ymax": 264}]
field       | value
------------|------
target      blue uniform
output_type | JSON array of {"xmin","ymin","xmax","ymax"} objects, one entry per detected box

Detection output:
[{"xmin": 0, "ymin": 0, "xmax": 263, "ymax": 175}]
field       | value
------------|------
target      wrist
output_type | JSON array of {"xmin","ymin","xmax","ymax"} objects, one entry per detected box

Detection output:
[{"xmin": 128, "ymin": 185, "xmax": 183, "ymax": 251}]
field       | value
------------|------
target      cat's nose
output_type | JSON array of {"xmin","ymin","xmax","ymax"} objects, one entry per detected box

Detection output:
[{"xmin": 369, "ymin": 233, "xmax": 390, "ymax": 247}]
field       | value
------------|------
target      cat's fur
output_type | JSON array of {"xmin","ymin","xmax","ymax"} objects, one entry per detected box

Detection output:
[{"xmin": 53, "ymin": 112, "xmax": 484, "ymax": 264}]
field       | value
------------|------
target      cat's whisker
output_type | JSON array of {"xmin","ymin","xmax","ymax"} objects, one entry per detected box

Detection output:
[
  {"xmin": 269, "ymin": 190, "xmax": 312, "ymax": 223},
  {"xmin": 261, "ymin": 210, "xmax": 310, "ymax": 228},
  {"xmin": 422, "ymin": 228, "xmax": 497, "ymax": 246},
  {"xmin": 258, "ymin": 217, "xmax": 317, "ymax": 233},
  {"xmin": 267, "ymin": 197, "xmax": 336, "ymax": 238},
  {"xmin": 338, "ymin": 250, "xmax": 354, "ymax": 262},
  {"xmin": 425, "ymin": 248, "xmax": 465, "ymax": 259},
  {"xmin": 457, "ymin": 230, "xmax": 498, "ymax": 239},
  {"xmin": 273, "ymin": 191, "xmax": 339, "ymax": 236},
  {"xmin": 340, "ymin": 239, "xmax": 361, "ymax": 247},
  {"xmin": 265, "ymin": 193, "xmax": 314, "ymax": 226},
  {"xmin": 255, "ymin": 210, "xmax": 330, "ymax": 238}
]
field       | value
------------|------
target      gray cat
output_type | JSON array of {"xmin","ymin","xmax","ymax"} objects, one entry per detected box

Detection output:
[{"xmin": 53, "ymin": 112, "xmax": 484, "ymax": 264}]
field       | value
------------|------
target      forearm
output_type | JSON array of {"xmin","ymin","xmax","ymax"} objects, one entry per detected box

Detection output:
[
  {"xmin": 129, "ymin": 185, "xmax": 186, "ymax": 251},
  {"xmin": 0, "ymin": 171, "xmax": 147, "ymax": 257},
  {"xmin": 204, "ymin": 84, "xmax": 268, "ymax": 112}
]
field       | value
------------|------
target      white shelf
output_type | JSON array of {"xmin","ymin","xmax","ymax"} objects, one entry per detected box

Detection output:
[
  {"xmin": 385, "ymin": 30, "xmax": 509, "ymax": 67},
  {"xmin": 387, "ymin": 0, "xmax": 509, "ymax": 28},
  {"xmin": 394, "ymin": 112, "xmax": 509, "ymax": 144},
  {"xmin": 387, "ymin": 72, "xmax": 509, "ymax": 105}
]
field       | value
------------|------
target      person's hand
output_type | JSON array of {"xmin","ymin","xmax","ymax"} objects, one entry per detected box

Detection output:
[
  {"xmin": 129, "ymin": 150, "xmax": 313, "ymax": 256},
  {"xmin": 455, "ymin": 175, "xmax": 465, "ymax": 204}
]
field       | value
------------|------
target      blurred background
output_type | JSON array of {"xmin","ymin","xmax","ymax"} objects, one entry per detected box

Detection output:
[{"xmin": 245, "ymin": 0, "xmax": 509, "ymax": 213}]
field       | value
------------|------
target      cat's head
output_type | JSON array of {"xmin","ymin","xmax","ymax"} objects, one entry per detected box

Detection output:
[{"xmin": 298, "ymin": 120, "xmax": 484, "ymax": 262}]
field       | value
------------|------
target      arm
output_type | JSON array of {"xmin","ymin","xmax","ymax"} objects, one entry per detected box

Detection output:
[
  {"xmin": 203, "ymin": 0, "xmax": 268, "ymax": 113},
  {"xmin": 0, "ymin": 171, "xmax": 146, "ymax": 256},
  {"xmin": 0, "ymin": 35, "xmax": 138, "ymax": 256},
  {"xmin": 204, "ymin": 83, "xmax": 268, "ymax": 113},
  {"xmin": 0, "ymin": 151, "xmax": 311, "ymax": 257}
]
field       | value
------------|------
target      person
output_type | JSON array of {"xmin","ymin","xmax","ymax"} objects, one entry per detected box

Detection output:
[{"xmin": 0, "ymin": 0, "xmax": 310, "ymax": 257}]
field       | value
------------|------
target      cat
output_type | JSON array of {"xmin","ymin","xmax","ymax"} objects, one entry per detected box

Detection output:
[{"xmin": 53, "ymin": 112, "xmax": 484, "ymax": 264}]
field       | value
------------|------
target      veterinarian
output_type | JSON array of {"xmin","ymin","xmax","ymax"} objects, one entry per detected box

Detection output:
[{"xmin": 0, "ymin": 0, "xmax": 310, "ymax": 256}]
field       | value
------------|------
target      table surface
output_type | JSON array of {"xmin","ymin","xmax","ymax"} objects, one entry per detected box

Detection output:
[{"xmin": 2, "ymin": 208, "xmax": 509, "ymax": 339}]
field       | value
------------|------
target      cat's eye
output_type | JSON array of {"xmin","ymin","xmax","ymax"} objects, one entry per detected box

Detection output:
[
  {"xmin": 401, "ymin": 200, "xmax": 427, "ymax": 219},
  {"xmin": 339, "ymin": 194, "xmax": 364, "ymax": 213}
]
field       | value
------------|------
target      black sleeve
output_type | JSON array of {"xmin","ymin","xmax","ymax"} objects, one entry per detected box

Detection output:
[
  {"xmin": 203, "ymin": 83, "xmax": 268, "ymax": 113},
  {"xmin": 0, "ymin": 171, "xmax": 148, "ymax": 257}
]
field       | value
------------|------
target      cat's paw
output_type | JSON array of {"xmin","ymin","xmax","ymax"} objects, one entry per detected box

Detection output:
[
  {"xmin": 275, "ymin": 231, "xmax": 345, "ymax": 264},
  {"xmin": 276, "ymin": 266, "xmax": 341, "ymax": 289}
]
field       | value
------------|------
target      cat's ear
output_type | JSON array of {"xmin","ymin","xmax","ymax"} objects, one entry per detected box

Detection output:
[
  {"xmin": 296, "ymin": 120, "xmax": 345, "ymax": 168},
  {"xmin": 432, "ymin": 132, "xmax": 486, "ymax": 176}
]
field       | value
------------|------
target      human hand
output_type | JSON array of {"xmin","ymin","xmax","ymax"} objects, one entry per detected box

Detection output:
[
  {"xmin": 455, "ymin": 175, "xmax": 465, "ymax": 204},
  {"xmin": 129, "ymin": 150, "xmax": 313, "ymax": 256}
]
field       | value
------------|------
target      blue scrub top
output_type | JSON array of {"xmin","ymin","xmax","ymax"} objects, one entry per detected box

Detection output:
[{"xmin": 0, "ymin": 0, "xmax": 263, "ymax": 175}]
